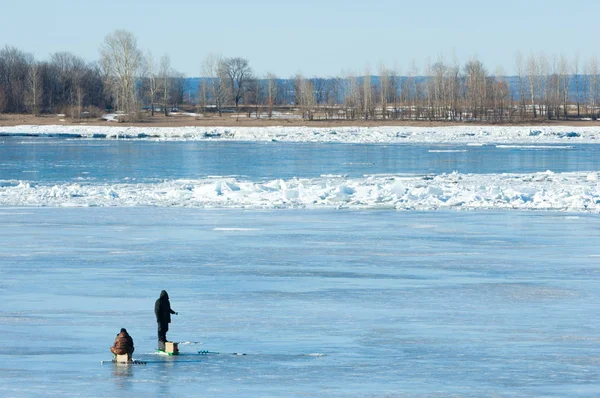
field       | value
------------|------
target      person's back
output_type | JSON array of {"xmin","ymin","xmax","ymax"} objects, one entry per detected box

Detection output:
[
  {"xmin": 155, "ymin": 290, "xmax": 172, "ymax": 324},
  {"xmin": 111, "ymin": 328, "xmax": 135, "ymax": 360},
  {"xmin": 155, "ymin": 290, "xmax": 177, "ymax": 349}
]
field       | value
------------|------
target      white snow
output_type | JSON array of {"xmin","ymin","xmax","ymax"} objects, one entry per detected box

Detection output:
[
  {"xmin": 100, "ymin": 114, "xmax": 118, "ymax": 122},
  {"xmin": 1, "ymin": 124, "xmax": 600, "ymax": 144},
  {"xmin": 1, "ymin": 171, "xmax": 599, "ymax": 212},
  {"xmin": 213, "ymin": 228, "xmax": 261, "ymax": 231}
]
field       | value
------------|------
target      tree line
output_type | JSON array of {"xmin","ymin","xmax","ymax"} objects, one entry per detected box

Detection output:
[
  {"xmin": 1, "ymin": 29, "xmax": 599, "ymax": 122},
  {"xmin": 0, "ymin": 30, "xmax": 186, "ymax": 121}
]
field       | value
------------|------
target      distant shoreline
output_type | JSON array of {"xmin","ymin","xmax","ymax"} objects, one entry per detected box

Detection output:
[
  {"xmin": 2, "ymin": 118, "xmax": 600, "ymax": 145},
  {"xmin": 1, "ymin": 114, "xmax": 600, "ymax": 128}
]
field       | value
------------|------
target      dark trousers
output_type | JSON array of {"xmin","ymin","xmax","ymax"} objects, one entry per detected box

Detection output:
[{"xmin": 158, "ymin": 322, "xmax": 169, "ymax": 344}]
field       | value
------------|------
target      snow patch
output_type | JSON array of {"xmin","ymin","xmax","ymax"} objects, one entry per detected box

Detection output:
[{"xmin": 3, "ymin": 125, "xmax": 600, "ymax": 144}]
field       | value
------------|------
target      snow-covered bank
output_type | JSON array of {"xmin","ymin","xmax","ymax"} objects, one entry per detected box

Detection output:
[
  {"xmin": 2, "ymin": 171, "xmax": 599, "ymax": 212},
  {"xmin": 2, "ymin": 124, "xmax": 600, "ymax": 144}
]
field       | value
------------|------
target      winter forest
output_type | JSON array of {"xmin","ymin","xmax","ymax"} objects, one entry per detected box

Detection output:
[{"xmin": 1, "ymin": 29, "xmax": 599, "ymax": 122}]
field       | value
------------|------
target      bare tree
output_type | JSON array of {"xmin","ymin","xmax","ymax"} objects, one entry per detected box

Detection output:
[
  {"xmin": 100, "ymin": 30, "xmax": 141, "ymax": 120},
  {"xmin": 301, "ymin": 77, "xmax": 315, "ymax": 120},
  {"xmin": 26, "ymin": 61, "xmax": 42, "ymax": 115},
  {"xmin": 549, "ymin": 55, "xmax": 561, "ymax": 119},
  {"xmin": 0, "ymin": 47, "xmax": 100, "ymax": 116},
  {"xmin": 222, "ymin": 57, "xmax": 252, "ymax": 119},
  {"xmin": 526, "ymin": 53, "xmax": 538, "ymax": 118},
  {"xmin": 342, "ymin": 70, "xmax": 359, "ymax": 120},
  {"xmin": 448, "ymin": 58, "xmax": 461, "ymax": 121},
  {"xmin": 80, "ymin": 62, "xmax": 106, "ymax": 115},
  {"xmin": 197, "ymin": 79, "xmax": 208, "ymax": 115},
  {"xmin": 266, "ymin": 72, "xmax": 278, "ymax": 119},
  {"xmin": 515, "ymin": 51, "xmax": 526, "ymax": 120},
  {"xmin": 202, "ymin": 54, "xmax": 227, "ymax": 117},
  {"xmin": 581, "ymin": 59, "xmax": 590, "ymax": 117},
  {"xmin": 324, "ymin": 77, "xmax": 340, "ymax": 119},
  {"xmin": 293, "ymin": 73, "xmax": 305, "ymax": 119},
  {"xmin": 293, "ymin": 73, "xmax": 303, "ymax": 110},
  {"xmin": 362, "ymin": 67, "xmax": 373, "ymax": 120},
  {"xmin": 277, "ymin": 78, "xmax": 290, "ymax": 106},
  {"xmin": 247, "ymin": 77, "xmax": 262, "ymax": 118},
  {"xmin": 423, "ymin": 60, "xmax": 433, "ymax": 120},
  {"xmin": 159, "ymin": 55, "xmax": 171, "ymax": 116},
  {"xmin": 464, "ymin": 58, "xmax": 487, "ymax": 120},
  {"xmin": 573, "ymin": 53, "xmax": 581, "ymax": 118},
  {"xmin": 71, "ymin": 57, "xmax": 87, "ymax": 119},
  {"xmin": 588, "ymin": 57, "xmax": 599, "ymax": 119},
  {"xmin": 493, "ymin": 67, "xmax": 510, "ymax": 122},
  {"xmin": 431, "ymin": 58, "xmax": 447, "ymax": 120},
  {"xmin": 379, "ymin": 63, "xmax": 389, "ymax": 119},
  {"xmin": 0, "ymin": 85, "xmax": 5, "ymax": 116},
  {"xmin": 142, "ymin": 51, "xmax": 159, "ymax": 116},
  {"xmin": 169, "ymin": 71, "xmax": 185, "ymax": 109},
  {"xmin": 50, "ymin": 52, "xmax": 73, "ymax": 112},
  {"xmin": 0, "ymin": 46, "xmax": 33, "ymax": 113},
  {"xmin": 293, "ymin": 73, "xmax": 315, "ymax": 120},
  {"xmin": 389, "ymin": 63, "xmax": 400, "ymax": 119},
  {"xmin": 409, "ymin": 60, "xmax": 423, "ymax": 121},
  {"xmin": 48, "ymin": 52, "xmax": 87, "ymax": 118},
  {"xmin": 536, "ymin": 54, "xmax": 549, "ymax": 119},
  {"xmin": 558, "ymin": 54, "xmax": 570, "ymax": 120},
  {"xmin": 313, "ymin": 78, "xmax": 325, "ymax": 107}
]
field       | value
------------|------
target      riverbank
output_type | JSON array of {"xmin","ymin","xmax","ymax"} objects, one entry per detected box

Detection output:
[
  {"xmin": 1, "ymin": 113, "xmax": 600, "ymax": 128},
  {"xmin": 1, "ymin": 118, "xmax": 600, "ymax": 145}
]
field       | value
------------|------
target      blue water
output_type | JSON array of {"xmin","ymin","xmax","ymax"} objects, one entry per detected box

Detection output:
[
  {"xmin": 1, "ymin": 137, "xmax": 600, "ymax": 183},
  {"xmin": 1, "ymin": 136, "xmax": 600, "ymax": 396}
]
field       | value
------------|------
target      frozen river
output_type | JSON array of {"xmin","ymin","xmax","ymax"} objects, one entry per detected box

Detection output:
[
  {"xmin": 0, "ymin": 133, "xmax": 599, "ymax": 396},
  {"xmin": 0, "ymin": 208, "xmax": 599, "ymax": 396}
]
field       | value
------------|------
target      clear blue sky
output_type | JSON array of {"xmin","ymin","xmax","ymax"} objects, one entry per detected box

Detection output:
[{"xmin": 1, "ymin": 0, "xmax": 598, "ymax": 77}]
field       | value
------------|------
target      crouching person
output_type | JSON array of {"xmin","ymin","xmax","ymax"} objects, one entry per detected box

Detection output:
[{"xmin": 110, "ymin": 328, "xmax": 135, "ymax": 362}]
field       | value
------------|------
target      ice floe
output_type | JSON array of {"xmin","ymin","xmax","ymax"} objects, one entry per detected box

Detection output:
[
  {"xmin": 1, "ymin": 171, "xmax": 599, "ymax": 212},
  {"xmin": 1, "ymin": 125, "xmax": 600, "ymax": 144}
]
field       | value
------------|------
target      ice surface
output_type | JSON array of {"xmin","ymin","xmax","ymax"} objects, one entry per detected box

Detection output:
[
  {"xmin": 0, "ymin": 208, "xmax": 599, "ymax": 396},
  {"xmin": 1, "ymin": 171, "xmax": 599, "ymax": 212},
  {"xmin": 1, "ymin": 124, "xmax": 600, "ymax": 144},
  {"xmin": 1, "ymin": 125, "xmax": 600, "ymax": 396}
]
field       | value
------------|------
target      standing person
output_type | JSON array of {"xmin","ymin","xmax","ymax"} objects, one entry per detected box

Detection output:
[
  {"xmin": 155, "ymin": 290, "xmax": 178, "ymax": 350},
  {"xmin": 110, "ymin": 328, "xmax": 135, "ymax": 361}
]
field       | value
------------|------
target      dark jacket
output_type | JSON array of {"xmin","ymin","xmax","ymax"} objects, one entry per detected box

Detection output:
[
  {"xmin": 155, "ymin": 290, "xmax": 176, "ymax": 324},
  {"xmin": 111, "ymin": 330, "xmax": 134, "ymax": 355}
]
